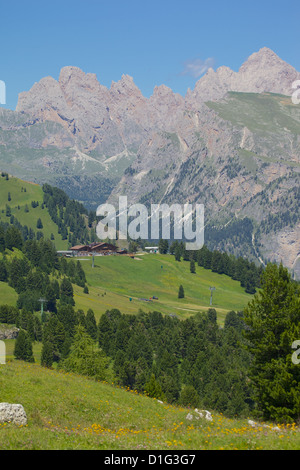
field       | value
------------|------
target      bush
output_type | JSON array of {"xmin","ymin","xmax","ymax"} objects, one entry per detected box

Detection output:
[
  {"xmin": 179, "ymin": 385, "xmax": 200, "ymax": 408},
  {"xmin": 58, "ymin": 326, "xmax": 113, "ymax": 382}
]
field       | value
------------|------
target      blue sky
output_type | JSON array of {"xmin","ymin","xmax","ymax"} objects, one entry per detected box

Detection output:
[{"xmin": 1, "ymin": 0, "xmax": 299, "ymax": 110}]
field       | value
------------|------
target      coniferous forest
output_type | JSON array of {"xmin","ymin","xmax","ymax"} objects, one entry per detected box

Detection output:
[{"xmin": 1, "ymin": 213, "xmax": 300, "ymax": 424}]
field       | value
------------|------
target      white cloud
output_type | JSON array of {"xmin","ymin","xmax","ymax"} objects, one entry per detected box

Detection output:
[{"xmin": 180, "ymin": 57, "xmax": 215, "ymax": 78}]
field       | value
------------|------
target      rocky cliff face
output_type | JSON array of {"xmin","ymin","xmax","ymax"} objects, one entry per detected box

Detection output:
[{"xmin": 1, "ymin": 47, "xmax": 299, "ymax": 276}]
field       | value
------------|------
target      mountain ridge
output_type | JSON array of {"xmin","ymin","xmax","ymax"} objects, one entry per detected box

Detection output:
[
  {"xmin": 1, "ymin": 47, "xmax": 300, "ymax": 277},
  {"xmin": 16, "ymin": 47, "xmax": 300, "ymax": 107}
]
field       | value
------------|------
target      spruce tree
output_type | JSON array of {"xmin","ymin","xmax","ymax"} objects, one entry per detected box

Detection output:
[
  {"xmin": 41, "ymin": 341, "xmax": 54, "ymax": 368},
  {"xmin": 60, "ymin": 278, "xmax": 75, "ymax": 306},
  {"xmin": 86, "ymin": 309, "xmax": 98, "ymax": 341},
  {"xmin": 59, "ymin": 325, "xmax": 113, "ymax": 382},
  {"xmin": 179, "ymin": 385, "xmax": 200, "ymax": 408},
  {"xmin": 45, "ymin": 284, "xmax": 57, "ymax": 313},
  {"xmin": 5, "ymin": 226, "xmax": 23, "ymax": 250},
  {"xmin": 243, "ymin": 263, "xmax": 300, "ymax": 422},
  {"xmin": 190, "ymin": 259, "xmax": 196, "ymax": 273},
  {"xmin": 36, "ymin": 218, "xmax": 43, "ymax": 229},
  {"xmin": 0, "ymin": 259, "xmax": 8, "ymax": 282},
  {"xmin": 144, "ymin": 374, "xmax": 165, "ymax": 401},
  {"xmin": 178, "ymin": 285, "xmax": 184, "ymax": 298},
  {"xmin": 174, "ymin": 245, "xmax": 181, "ymax": 262},
  {"xmin": 0, "ymin": 226, "xmax": 5, "ymax": 252},
  {"xmin": 14, "ymin": 330, "xmax": 34, "ymax": 362},
  {"xmin": 158, "ymin": 239, "xmax": 169, "ymax": 254}
]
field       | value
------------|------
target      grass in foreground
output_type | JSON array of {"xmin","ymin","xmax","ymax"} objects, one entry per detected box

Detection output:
[{"xmin": 0, "ymin": 361, "xmax": 299, "ymax": 450}]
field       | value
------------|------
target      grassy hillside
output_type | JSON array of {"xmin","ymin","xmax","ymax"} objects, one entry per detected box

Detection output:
[
  {"xmin": 0, "ymin": 281, "xmax": 18, "ymax": 307},
  {"xmin": 207, "ymin": 92, "xmax": 300, "ymax": 138},
  {"xmin": 0, "ymin": 174, "xmax": 68, "ymax": 251},
  {"xmin": 0, "ymin": 175, "xmax": 254, "ymax": 324},
  {"xmin": 0, "ymin": 360, "xmax": 298, "ymax": 450},
  {"xmin": 73, "ymin": 253, "xmax": 254, "ymax": 323}
]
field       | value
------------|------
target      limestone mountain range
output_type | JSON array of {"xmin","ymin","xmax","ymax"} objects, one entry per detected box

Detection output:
[{"xmin": 0, "ymin": 47, "xmax": 300, "ymax": 277}]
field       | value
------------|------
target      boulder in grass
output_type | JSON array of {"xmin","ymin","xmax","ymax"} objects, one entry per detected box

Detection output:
[
  {"xmin": 186, "ymin": 409, "xmax": 213, "ymax": 422},
  {"xmin": 0, "ymin": 403, "xmax": 27, "ymax": 426},
  {"xmin": 195, "ymin": 409, "xmax": 213, "ymax": 421}
]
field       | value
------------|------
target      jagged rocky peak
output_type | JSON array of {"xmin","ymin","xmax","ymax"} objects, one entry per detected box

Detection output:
[
  {"xmin": 236, "ymin": 46, "xmax": 299, "ymax": 95},
  {"xmin": 187, "ymin": 47, "xmax": 300, "ymax": 105},
  {"xmin": 110, "ymin": 74, "xmax": 145, "ymax": 100},
  {"xmin": 59, "ymin": 66, "xmax": 86, "ymax": 85},
  {"xmin": 14, "ymin": 47, "xmax": 300, "ymax": 139},
  {"xmin": 59, "ymin": 66, "xmax": 109, "ymax": 98},
  {"xmin": 152, "ymin": 83, "xmax": 176, "ymax": 96},
  {"xmin": 239, "ymin": 47, "xmax": 287, "ymax": 72},
  {"xmin": 16, "ymin": 74, "xmax": 68, "ymax": 122},
  {"xmin": 59, "ymin": 66, "xmax": 103, "ymax": 88},
  {"xmin": 16, "ymin": 47, "xmax": 299, "ymax": 117},
  {"xmin": 152, "ymin": 84, "xmax": 183, "ymax": 99}
]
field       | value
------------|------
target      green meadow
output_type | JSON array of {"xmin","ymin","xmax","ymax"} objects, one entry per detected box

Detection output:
[
  {"xmin": 73, "ymin": 253, "xmax": 253, "ymax": 323},
  {"xmin": 0, "ymin": 360, "xmax": 298, "ymax": 450}
]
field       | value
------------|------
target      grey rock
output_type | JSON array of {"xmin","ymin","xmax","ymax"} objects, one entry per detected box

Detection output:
[
  {"xmin": 0, "ymin": 326, "xmax": 19, "ymax": 340},
  {"xmin": 195, "ymin": 409, "xmax": 213, "ymax": 421},
  {"xmin": 0, "ymin": 403, "xmax": 27, "ymax": 426}
]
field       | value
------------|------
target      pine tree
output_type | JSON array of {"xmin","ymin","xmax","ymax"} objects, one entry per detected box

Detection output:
[
  {"xmin": 5, "ymin": 226, "xmax": 23, "ymax": 250},
  {"xmin": 0, "ymin": 259, "xmax": 8, "ymax": 282},
  {"xmin": 85, "ymin": 309, "xmax": 98, "ymax": 341},
  {"xmin": 42, "ymin": 315, "xmax": 66, "ymax": 362},
  {"xmin": 174, "ymin": 245, "xmax": 181, "ymax": 261},
  {"xmin": 179, "ymin": 385, "xmax": 200, "ymax": 408},
  {"xmin": 36, "ymin": 218, "xmax": 43, "ymax": 229},
  {"xmin": 41, "ymin": 341, "xmax": 54, "ymax": 368},
  {"xmin": 243, "ymin": 263, "xmax": 300, "ymax": 422},
  {"xmin": 144, "ymin": 374, "xmax": 165, "ymax": 400},
  {"xmin": 169, "ymin": 240, "xmax": 178, "ymax": 255},
  {"xmin": 60, "ymin": 278, "xmax": 75, "ymax": 306},
  {"xmin": 190, "ymin": 259, "xmax": 196, "ymax": 273},
  {"xmin": 59, "ymin": 325, "xmax": 113, "ymax": 382},
  {"xmin": 178, "ymin": 285, "xmax": 184, "ymax": 298},
  {"xmin": 45, "ymin": 284, "xmax": 57, "ymax": 313},
  {"xmin": 14, "ymin": 330, "xmax": 34, "ymax": 362},
  {"xmin": 5, "ymin": 204, "xmax": 11, "ymax": 217},
  {"xmin": 0, "ymin": 226, "xmax": 5, "ymax": 252},
  {"xmin": 158, "ymin": 239, "xmax": 169, "ymax": 254}
]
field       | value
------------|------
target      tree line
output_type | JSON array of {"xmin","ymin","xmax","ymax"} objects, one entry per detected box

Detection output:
[
  {"xmin": 0, "ymin": 224, "xmax": 87, "ymax": 314},
  {"xmin": 158, "ymin": 239, "xmax": 263, "ymax": 294},
  {"xmin": 42, "ymin": 183, "xmax": 98, "ymax": 247}
]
